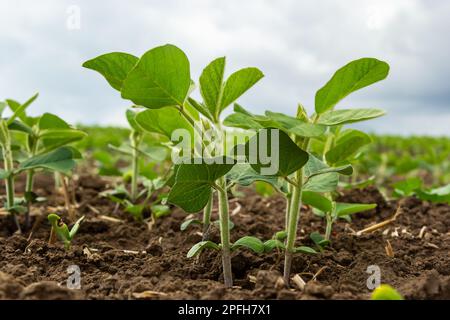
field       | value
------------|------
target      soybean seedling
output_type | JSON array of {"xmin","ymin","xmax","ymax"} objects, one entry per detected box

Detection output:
[
  {"xmin": 48, "ymin": 213, "xmax": 84, "ymax": 250},
  {"xmin": 225, "ymin": 58, "xmax": 390, "ymax": 284},
  {"xmin": 4, "ymin": 96, "xmax": 86, "ymax": 226},
  {"xmin": 1, "ymin": 95, "xmax": 84, "ymax": 231},
  {"xmin": 83, "ymin": 45, "xmax": 263, "ymax": 287}
]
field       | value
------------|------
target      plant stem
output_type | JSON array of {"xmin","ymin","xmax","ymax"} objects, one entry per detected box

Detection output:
[
  {"xmin": 325, "ymin": 213, "xmax": 333, "ymax": 241},
  {"xmin": 24, "ymin": 170, "xmax": 34, "ymax": 229},
  {"xmin": 283, "ymin": 169, "xmax": 303, "ymax": 284},
  {"xmin": 217, "ymin": 175, "xmax": 233, "ymax": 288},
  {"xmin": 2, "ymin": 146, "xmax": 20, "ymax": 232},
  {"xmin": 202, "ymin": 193, "xmax": 213, "ymax": 241},
  {"xmin": 284, "ymin": 188, "xmax": 292, "ymax": 231},
  {"xmin": 130, "ymin": 131, "xmax": 141, "ymax": 203}
]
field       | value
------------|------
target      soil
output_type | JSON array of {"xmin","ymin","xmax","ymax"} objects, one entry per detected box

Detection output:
[{"xmin": 0, "ymin": 174, "xmax": 449, "ymax": 300}]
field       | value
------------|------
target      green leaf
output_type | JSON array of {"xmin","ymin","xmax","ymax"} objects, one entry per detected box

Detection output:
[
  {"xmin": 371, "ymin": 285, "xmax": 404, "ymax": 300},
  {"xmin": 231, "ymin": 236, "xmax": 265, "ymax": 253},
  {"xmin": 168, "ymin": 157, "xmax": 235, "ymax": 213},
  {"xmin": 121, "ymin": 44, "xmax": 191, "ymax": 108},
  {"xmin": 125, "ymin": 109, "xmax": 142, "ymax": 132},
  {"xmin": 187, "ymin": 241, "xmax": 220, "ymax": 258},
  {"xmin": 151, "ymin": 204, "xmax": 171, "ymax": 218},
  {"xmin": 199, "ymin": 57, "xmax": 226, "ymax": 121},
  {"xmin": 245, "ymin": 129, "xmax": 309, "ymax": 177},
  {"xmin": 416, "ymin": 184, "xmax": 450, "ymax": 204},
  {"xmin": 180, "ymin": 218, "xmax": 202, "ymax": 231},
  {"xmin": 38, "ymin": 113, "xmax": 86, "ymax": 151},
  {"xmin": 187, "ymin": 98, "xmax": 214, "ymax": 122},
  {"xmin": 8, "ymin": 120, "xmax": 33, "ymax": 135},
  {"xmin": 135, "ymin": 107, "xmax": 193, "ymax": 139},
  {"xmin": 318, "ymin": 108, "xmax": 386, "ymax": 126},
  {"xmin": 294, "ymin": 246, "xmax": 317, "ymax": 254},
  {"xmin": 335, "ymin": 203, "xmax": 377, "ymax": 217},
  {"xmin": 265, "ymin": 111, "xmax": 326, "ymax": 138},
  {"xmin": 392, "ymin": 177, "xmax": 423, "ymax": 197},
  {"xmin": 18, "ymin": 147, "xmax": 80, "ymax": 174},
  {"xmin": 310, "ymin": 232, "xmax": 330, "ymax": 248},
  {"xmin": 220, "ymin": 68, "xmax": 264, "ymax": 114},
  {"xmin": 325, "ymin": 129, "xmax": 371, "ymax": 165},
  {"xmin": 82, "ymin": 52, "xmax": 139, "ymax": 91},
  {"xmin": 315, "ymin": 58, "xmax": 389, "ymax": 114},
  {"xmin": 0, "ymin": 169, "xmax": 11, "ymax": 179},
  {"xmin": 6, "ymin": 93, "xmax": 39, "ymax": 126},
  {"xmin": 69, "ymin": 216, "xmax": 85, "ymax": 239},
  {"xmin": 302, "ymin": 191, "xmax": 332, "ymax": 212},
  {"xmin": 226, "ymin": 163, "xmax": 281, "ymax": 190},
  {"xmin": 303, "ymin": 156, "xmax": 340, "ymax": 193},
  {"xmin": 263, "ymin": 239, "xmax": 285, "ymax": 252},
  {"xmin": 275, "ymin": 231, "xmax": 287, "ymax": 241}
]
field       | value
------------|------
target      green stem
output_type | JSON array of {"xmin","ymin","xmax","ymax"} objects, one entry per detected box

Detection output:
[
  {"xmin": 217, "ymin": 175, "xmax": 232, "ymax": 287},
  {"xmin": 325, "ymin": 213, "xmax": 333, "ymax": 241},
  {"xmin": 24, "ymin": 170, "xmax": 34, "ymax": 228},
  {"xmin": 130, "ymin": 131, "xmax": 142, "ymax": 203},
  {"xmin": 202, "ymin": 193, "xmax": 213, "ymax": 241},
  {"xmin": 3, "ymin": 146, "xmax": 20, "ymax": 232},
  {"xmin": 283, "ymin": 169, "xmax": 303, "ymax": 284},
  {"xmin": 284, "ymin": 187, "xmax": 292, "ymax": 231}
]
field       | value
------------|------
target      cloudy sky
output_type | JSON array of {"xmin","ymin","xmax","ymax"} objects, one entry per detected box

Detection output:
[{"xmin": 1, "ymin": 0, "xmax": 449, "ymax": 135}]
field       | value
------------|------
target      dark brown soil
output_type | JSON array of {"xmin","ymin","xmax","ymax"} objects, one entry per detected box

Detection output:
[{"xmin": 0, "ymin": 174, "xmax": 449, "ymax": 300}]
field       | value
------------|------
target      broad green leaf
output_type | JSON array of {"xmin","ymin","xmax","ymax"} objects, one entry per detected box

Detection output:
[
  {"xmin": 121, "ymin": 44, "xmax": 191, "ymax": 108},
  {"xmin": 82, "ymin": 52, "xmax": 139, "ymax": 91},
  {"xmin": 231, "ymin": 236, "xmax": 265, "ymax": 253},
  {"xmin": 263, "ymin": 239, "xmax": 285, "ymax": 252},
  {"xmin": 199, "ymin": 57, "xmax": 226, "ymax": 121},
  {"xmin": 318, "ymin": 108, "xmax": 386, "ymax": 126},
  {"xmin": 135, "ymin": 107, "xmax": 193, "ymax": 140},
  {"xmin": 226, "ymin": 163, "xmax": 281, "ymax": 190},
  {"xmin": 180, "ymin": 218, "xmax": 202, "ymax": 231},
  {"xmin": 6, "ymin": 93, "xmax": 39, "ymax": 126},
  {"xmin": 0, "ymin": 169, "xmax": 11, "ymax": 179},
  {"xmin": 168, "ymin": 157, "xmax": 235, "ymax": 213},
  {"xmin": 371, "ymin": 285, "xmax": 404, "ymax": 300},
  {"xmin": 335, "ymin": 203, "xmax": 377, "ymax": 217},
  {"xmin": 302, "ymin": 191, "xmax": 332, "ymax": 212},
  {"xmin": 223, "ymin": 112, "xmax": 263, "ymax": 130},
  {"xmin": 246, "ymin": 129, "xmax": 309, "ymax": 177},
  {"xmin": 315, "ymin": 58, "xmax": 389, "ymax": 114},
  {"xmin": 294, "ymin": 246, "xmax": 317, "ymax": 254},
  {"xmin": 38, "ymin": 113, "xmax": 70, "ymax": 129},
  {"xmin": 18, "ymin": 147, "xmax": 80, "ymax": 174},
  {"xmin": 220, "ymin": 68, "xmax": 264, "ymax": 114},
  {"xmin": 187, "ymin": 241, "xmax": 220, "ymax": 258},
  {"xmin": 326, "ymin": 129, "xmax": 371, "ymax": 165},
  {"xmin": 303, "ymin": 156, "xmax": 340, "ymax": 193},
  {"xmin": 0, "ymin": 102, "xmax": 6, "ymax": 117}
]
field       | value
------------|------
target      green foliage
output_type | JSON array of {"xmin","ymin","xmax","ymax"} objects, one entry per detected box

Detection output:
[{"xmin": 315, "ymin": 58, "xmax": 389, "ymax": 114}]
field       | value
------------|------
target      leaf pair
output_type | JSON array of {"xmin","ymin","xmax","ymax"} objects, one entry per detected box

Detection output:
[{"xmin": 198, "ymin": 57, "xmax": 264, "ymax": 122}]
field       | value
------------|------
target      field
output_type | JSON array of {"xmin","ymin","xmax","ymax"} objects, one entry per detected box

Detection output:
[
  {"xmin": 0, "ymin": 126, "xmax": 448, "ymax": 300},
  {"xmin": 0, "ymin": 48, "xmax": 449, "ymax": 301}
]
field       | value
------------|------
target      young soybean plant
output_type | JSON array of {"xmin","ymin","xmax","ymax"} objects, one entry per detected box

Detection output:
[
  {"xmin": 225, "ymin": 58, "xmax": 390, "ymax": 283},
  {"xmin": 1, "ymin": 94, "xmax": 85, "ymax": 231},
  {"xmin": 48, "ymin": 213, "xmax": 84, "ymax": 250},
  {"xmin": 83, "ymin": 44, "xmax": 264, "ymax": 287}
]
